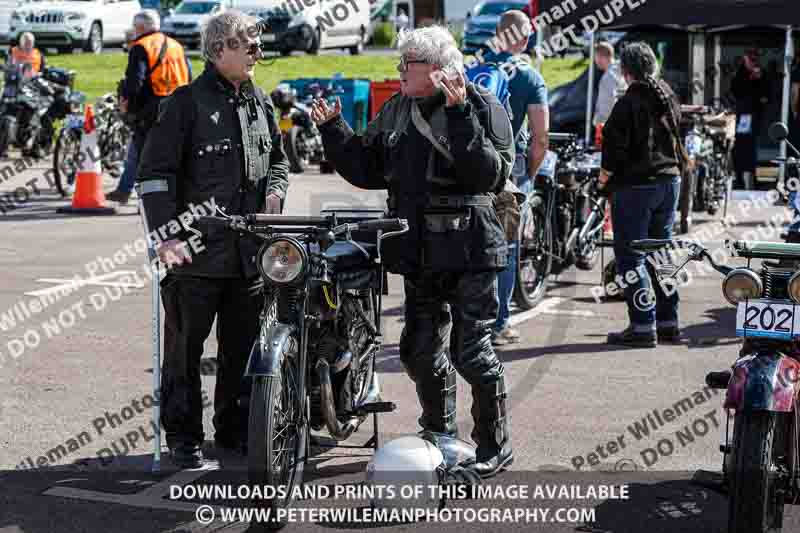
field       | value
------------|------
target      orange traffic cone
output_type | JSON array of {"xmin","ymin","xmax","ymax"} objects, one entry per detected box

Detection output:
[{"xmin": 57, "ymin": 104, "xmax": 116, "ymax": 215}]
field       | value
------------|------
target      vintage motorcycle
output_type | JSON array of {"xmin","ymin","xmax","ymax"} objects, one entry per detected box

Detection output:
[
  {"xmin": 681, "ymin": 105, "xmax": 736, "ymax": 220},
  {"xmin": 515, "ymin": 132, "xmax": 608, "ymax": 309},
  {"xmin": 53, "ymin": 92, "xmax": 131, "ymax": 197},
  {"xmin": 270, "ymin": 80, "xmax": 342, "ymax": 174},
  {"xmin": 205, "ymin": 210, "xmax": 407, "ymax": 525},
  {"xmin": 631, "ymin": 235, "xmax": 799, "ymax": 533}
]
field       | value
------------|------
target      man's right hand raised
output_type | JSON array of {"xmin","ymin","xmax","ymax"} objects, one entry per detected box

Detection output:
[
  {"xmin": 157, "ymin": 239, "xmax": 193, "ymax": 268},
  {"xmin": 310, "ymin": 96, "xmax": 342, "ymax": 126}
]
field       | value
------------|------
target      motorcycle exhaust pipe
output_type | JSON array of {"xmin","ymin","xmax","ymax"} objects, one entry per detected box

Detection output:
[{"xmin": 315, "ymin": 358, "xmax": 361, "ymax": 440}]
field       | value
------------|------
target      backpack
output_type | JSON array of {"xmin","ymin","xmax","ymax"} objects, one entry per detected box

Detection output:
[{"xmin": 465, "ymin": 61, "xmax": 513, "ymax": 124}]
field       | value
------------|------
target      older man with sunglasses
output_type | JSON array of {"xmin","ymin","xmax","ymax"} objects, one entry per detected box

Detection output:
[
  {"xmin": 137, "ymin": 11, "xmax": 289, "ymax": 468},
  {"xmin": 311, "ymin": 25, "xmax": 515, "ymax": 478}
]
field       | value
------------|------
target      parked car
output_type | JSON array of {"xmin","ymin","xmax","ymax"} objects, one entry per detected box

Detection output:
[
  {"xmin": 462, "ymin": 0, "xmax": 535, "ymax": 55},
  {"xmin": 162, "ymin": 0, "xmax": 231, "ymax": 49},
  {"xmin": 549, "ymin": 28, "xmax": 691, "ymax": 136},
  {"xmin": 242, "ymin": 0, "xmax": 370, "ymax": 56},
  {"xmin": 8, "ymin": 0, "xmax": 142, "ymax": 54}
]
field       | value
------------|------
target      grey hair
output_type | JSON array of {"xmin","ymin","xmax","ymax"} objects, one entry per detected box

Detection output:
[
  {"xmin": 619, "ymin": 41, "xmax": 660, "ymax": 82},
  {"xmin": 395, "ymin": 25, "xmax": 464, "ymax": 75},
  {"xmin": 19, "ymin": 32, "xmax": 34, "ymax": 46},
  {"xmin": 134, "ymin": 9, "xmax": 160, "ymax": 32},
  {"xmin": 201, "ymin": 10, "xmax": 261, "ymax": 63}
]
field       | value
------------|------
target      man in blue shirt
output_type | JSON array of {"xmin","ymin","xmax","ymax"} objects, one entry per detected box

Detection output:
[{"xmin": 484, "ymin": 10, "xmax": 549, "ymax": 345}]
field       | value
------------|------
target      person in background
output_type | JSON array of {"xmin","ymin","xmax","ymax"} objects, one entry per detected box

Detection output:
[
  {"xmin": 731, "ymin": 48, "xmax": 770, "ymax": 190},
  {"xmin": 394, "ymin": 8, "xmax": 410, "ymax": 32},
  {"xmin": 599, "ymin": 42, "xmax": 687, "ymax": 348},
  {"xmin": 10, "ymin": 32, "xmax": 45, "ymax": 78},
  {"xmin": 481, "ymin": 10, "xmax": 549, "ymax": 346},
  {"xmin": 137, "ymin": 11, "xmax": 289, "ymax": 468},
  {"xmin": 107, "ymin": 9, "xmax": 192, "ymax": 205},
  {"xmin": 593, "ymin": 41, "xmax": 627, "ymax": 128},
  {"xmin": 110, "ymin": 28, "xmax": 140, "ymax": 204},
  {"xmin": 785, "ymin": 56, "xmax": 800, "ymax": 243}
]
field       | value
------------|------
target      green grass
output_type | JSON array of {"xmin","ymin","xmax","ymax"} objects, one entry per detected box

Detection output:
[{"xmin": 47, "ymin": 51, "xmax": 587, "ymax": 103}]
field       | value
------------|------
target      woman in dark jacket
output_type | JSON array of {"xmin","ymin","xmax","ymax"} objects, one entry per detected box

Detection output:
[{"xmin": 599, "ymin": 41, "xmax": 688, "ymax": 348}]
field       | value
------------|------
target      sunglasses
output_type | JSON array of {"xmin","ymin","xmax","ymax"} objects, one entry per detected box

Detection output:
[{"xmin": 397, "ymin": 56, "xmax": 429, "ymax": 72}]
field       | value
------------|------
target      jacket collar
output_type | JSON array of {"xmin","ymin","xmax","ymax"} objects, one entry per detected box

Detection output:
[{"xmin": 203, "ymin": 62, "xmax": 256, "ymax": 101}]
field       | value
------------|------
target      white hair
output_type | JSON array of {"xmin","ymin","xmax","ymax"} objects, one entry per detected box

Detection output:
[
  {"xmin": 20, "ymin": 32, "xmax": 34, "ymax": 46},
  {"xmin": 134, "ymin": 9, "xmax": 160, "ymax": 32},
  {"xmin": 395, "ymin": 25, "xmax": 464, "ymax": 76},
  {"xmin": 201, "ymin": 10, "xmax": 261, "ymax": 63}
]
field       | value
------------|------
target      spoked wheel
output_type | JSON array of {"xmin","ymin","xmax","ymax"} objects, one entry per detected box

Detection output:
[
  {"xmin": 53, "ymin": 128, "xmax": 82, "ymax": 197},
  {"xmin": 575, "ymin": 197, "xmax": 606, "ymax": 270},
  {"xmin": 727, "ymin": 410, "xmax": 788, "ymax": 533},
  {"xmin": 248, "ymin": 333, "xmax": 306, "ymax": 530},
  {"xmin": 100, "ymin": 124, "xmax": 129, "ymax": 179},
  {"xmin": 513, "ymin": 195, "xmax": 551, "ymax": 309}
]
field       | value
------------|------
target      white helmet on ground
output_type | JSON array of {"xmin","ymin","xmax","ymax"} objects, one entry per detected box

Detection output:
[{"xmin": 365, "ymin": 435, "xmax": 445, "ymax": 511}]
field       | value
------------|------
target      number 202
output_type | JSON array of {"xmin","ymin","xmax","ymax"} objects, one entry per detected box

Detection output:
[{"xmin": 744, "ymin": 305, "xmax": 792, "ymax": 332}]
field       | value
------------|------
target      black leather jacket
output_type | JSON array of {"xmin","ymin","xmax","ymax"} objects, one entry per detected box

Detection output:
[
  {"xmin": 318, "ymin": 85, "xmax": 514, "ymax": 275},
  {"xmin": 138, "ymin": 63, "xmax": 290, "ymax": 278}
]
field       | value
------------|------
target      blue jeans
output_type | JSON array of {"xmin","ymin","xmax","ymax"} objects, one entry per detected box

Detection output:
[
  {"xmin": 116, "ymin": 139, "xmax": 138, "ymax": 194},
  {"xmin": 611, "ymin": 176, "xmax": 681, "ymax": 331}
]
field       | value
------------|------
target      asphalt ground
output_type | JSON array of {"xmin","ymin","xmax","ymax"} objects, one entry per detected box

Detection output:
[{"xmin": 0, "ymin": 150, "xmax": 799, "ymax": 532}]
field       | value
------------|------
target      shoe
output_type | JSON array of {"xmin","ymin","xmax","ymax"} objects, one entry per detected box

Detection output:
[
  {"xmin": 491, "ymin": 327, "xmax": 520, "ymax": 346},
  {"xmin": 106, "ymin": 190, "xmax": 132, "ymax": 205},
  {"xmin": 607, "ymin": 327, "xmax": 657, "ymax": 348},
  {"xmin": 657, "ymin": 326, "xmax": 681, "ymax": 344},
  {"xmin": 169, "ymin": 442, "xmax": 204, "ymax": 469}
]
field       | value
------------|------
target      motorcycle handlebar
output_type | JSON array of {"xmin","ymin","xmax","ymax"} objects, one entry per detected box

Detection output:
[
  {"xmin": 353, "ymin": 218, "xmax": 408, "ymax": 233},
  {"xmin": 247, "ymin": 214, "xmax": 329, "ymax": 225}
]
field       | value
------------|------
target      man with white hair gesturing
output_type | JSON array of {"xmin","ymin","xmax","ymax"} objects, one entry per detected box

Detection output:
[
  {"xmin": 108, "ymin": 9, "xmax": 191, "ymax": 204},
  {"xmin": 137, "ymin": 11, "xmax": 289, "ymax": 468},
  {"xmin": 311, "ymin": 25, "xmax": 515, "ymax": 478}
]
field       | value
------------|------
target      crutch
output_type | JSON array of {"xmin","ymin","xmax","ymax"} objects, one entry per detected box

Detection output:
[{"xmin": 135, "ymin": 183, "xmax": 162, "ymax": 473}]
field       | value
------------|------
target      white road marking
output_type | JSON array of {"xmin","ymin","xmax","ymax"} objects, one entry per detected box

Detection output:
[
  {"xmin": 508, "ymin": 297, "xmax": 595, "ymax": 328},
  {"xmin": 25, "ymin": 271, "xmax": 144, "ymax": 297}
]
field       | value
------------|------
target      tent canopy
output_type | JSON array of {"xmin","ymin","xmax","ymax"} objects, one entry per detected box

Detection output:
[{"xmin": 537, "ymin": 0, "xmax": 797, "ymax": 30}]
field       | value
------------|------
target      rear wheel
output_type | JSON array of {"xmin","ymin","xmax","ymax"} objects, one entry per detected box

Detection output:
[
  {"xmin": 308, "ymin": 28, "xmax": 321, "ymax": 55},
  {"xmin": 727, "ymin": 410, "xmax": 787, "ymax": 533},
  {"xmin": 84, "ymin": 23, "xmax": 102, "ymax": 54},
  {"xmin": 513, "ymin": 195, "xmax": 551, "ymax": 309},
  {"xmin": 53, "ymin": 127, "xmax": 81, "ymax": 197},
  {"xmin": 575, "ymin": 197, "xmax": 605, "ymax": 270},
  {"xmin": 248, "ymin": 334, "xmax": 305, "ymax": 530},
  {"xmin": 348, "ymin": 27, "xmax": 365, "ymax": 55}
]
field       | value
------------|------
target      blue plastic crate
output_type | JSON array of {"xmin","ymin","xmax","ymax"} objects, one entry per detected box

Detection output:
[{"xmin": 278, "ymin": 76, "xmax": 371, "ymax": 134}]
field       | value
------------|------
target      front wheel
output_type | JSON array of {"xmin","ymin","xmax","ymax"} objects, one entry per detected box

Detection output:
[
  {"xmin": 727, "ymin": 410, "xmax": 787, "ymax": 533},
  {"xmin": 53, "ymin": 127, "xmax": 81, "ymax": 197},
  {"xmin": 248, "ymin": 335, "xmax": 306, "ymax": 529},
  {"xmin": 84, "ymin": 23, "xmax": 102, "ymax": 54},
  {"xmin": 513, "ymin": 195, "xmax": 551, "ymax": 309}
]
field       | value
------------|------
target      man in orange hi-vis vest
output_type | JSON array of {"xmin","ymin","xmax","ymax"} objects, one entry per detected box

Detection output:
[
  {"xmin": 109, "ymin": 10, "xmax": 192, "ymax": 204},
  {"xmin": 10, "ymin": 32, "xmax": 45, "ymax": 78}
]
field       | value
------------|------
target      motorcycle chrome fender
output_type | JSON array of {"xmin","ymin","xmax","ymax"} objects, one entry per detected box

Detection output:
[
  {"xmin": 724, "ymin": 351, "xmax": 800, "ymax": 412},
  {"xmin": 245, "ymin": 321, "xmax": 297, "ymax": 377}
]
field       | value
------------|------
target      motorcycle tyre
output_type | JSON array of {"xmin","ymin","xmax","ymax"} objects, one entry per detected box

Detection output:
[
  {"xmin": 285, "ymin": 126, "xmax": 307, "ymax": 174},
  {"xmin": 248, "ymin": 339, "xmax": 306, "ymax": 530},
  {"xmin": 513, "ymin": 195, "xmax": 551, "ymax": 310},
  {"xmin": 727, "ymin": 410, "xmax": 786, "ymax": 533},
  {"xmin": 53, "ymin": 128, "xmax": 80, "ymax": 198}
]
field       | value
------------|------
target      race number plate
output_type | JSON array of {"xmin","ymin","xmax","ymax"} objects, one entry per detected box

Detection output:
[{"xmin": 736, "ymin": 299, "xmax": 800, "ymax": 340}]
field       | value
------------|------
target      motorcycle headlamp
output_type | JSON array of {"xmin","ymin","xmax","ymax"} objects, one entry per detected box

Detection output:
[
  {"xmin": 787, "ymin": 271, "xmax": 800, "ymax": 303},
  {"xmin": 258, "ymin": 238, "xmax": 306, "ymax": 284},
  {"xmin": 722, "ymin": 268, "xmax": 763, "ymax": 305}
]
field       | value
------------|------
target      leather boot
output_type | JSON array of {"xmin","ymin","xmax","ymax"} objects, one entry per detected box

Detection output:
[
  {"xmin": 416, "ymin": 360, "xmax": 458, "ymax": 437},
  {"xmin": 470, "ymin": 376, "xmax": 513, "ymax": 478}
]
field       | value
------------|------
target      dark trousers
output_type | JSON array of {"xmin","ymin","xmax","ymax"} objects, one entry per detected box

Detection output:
[
  {"xmin": 611, "ymin": 176, "xmax": 681, "ymax": 330},
  {"xmin": 159, "ymin": 274, "xmax": 264, "ymax": 447},
  {"xmin": 400, "ymin": 270, "xmax": 508, "ymax": 454}
]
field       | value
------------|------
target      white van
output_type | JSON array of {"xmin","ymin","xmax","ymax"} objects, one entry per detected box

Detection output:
[{"xmin": 235, "ymin": 0, "xmax": 370, "ymax": 55}]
